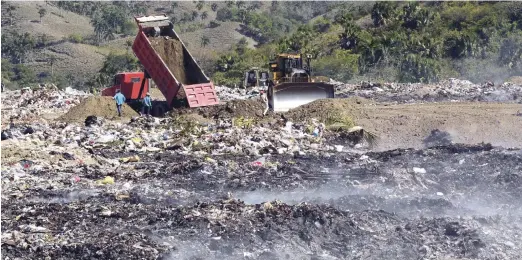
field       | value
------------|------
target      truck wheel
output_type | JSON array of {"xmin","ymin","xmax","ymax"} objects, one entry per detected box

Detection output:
[{"xmin": 151, "ymin": 106, "xmax": 161, "ymax": 117}]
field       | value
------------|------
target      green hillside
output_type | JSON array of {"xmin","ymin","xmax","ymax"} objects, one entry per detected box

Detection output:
[{"xmin": 1, "ymin": 1, "xmax": 521, "ymax": 90}]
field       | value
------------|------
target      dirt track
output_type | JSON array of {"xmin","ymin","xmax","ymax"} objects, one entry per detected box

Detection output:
[{"xmin": 353, "ymin": 102, "xmax": 522, "ymax": 151}]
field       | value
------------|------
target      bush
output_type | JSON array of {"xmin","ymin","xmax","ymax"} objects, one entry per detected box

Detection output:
[
  {"xmin": 313, "ymin": 17, "xmax": 331, "ymax": 33},
  {"xmin": 121, "ymin": 20, "xmax": 138, "ymax": 36},
  {"xmin": 312, "ymin": 50, "xmax": 359, "ymax": 82},
  {"xmin": 68, "ymin": 33, "xmax": 83, "ymax": 43},
  {"xmin": 12, "ymin": 64, "xmax": 37, "ymax": 87},
  {"xmin": 216, "ymin": 7, "xmax": 234, "ymax": 21},
  {"xmin": 398, "ymin": 54, "xmax": 441, "ymax": 83},
  {"xmin": 208, "ymin": 20, "xmax": 221, "ymax": 28},
  {"xmin": 212, "ymin": 71, "xmax": 242, "ymax": 86}
]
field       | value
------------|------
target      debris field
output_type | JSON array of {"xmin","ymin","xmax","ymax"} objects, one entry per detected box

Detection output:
[{"xmin": 2, "ymin": 79, "xmax": 522, "ymax": 260}]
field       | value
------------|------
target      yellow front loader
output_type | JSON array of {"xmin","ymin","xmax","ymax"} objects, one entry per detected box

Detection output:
[{"xmin": 267, "ymin": 53, "xmax": 335, "ymax": 112}]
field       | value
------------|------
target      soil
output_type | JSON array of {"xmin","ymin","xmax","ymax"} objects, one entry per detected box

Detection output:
[
  {"xmin": 352, "ymin": 102, "xmax": 522, "ymax": 151},
  {"xmin": 148, "ymin": 36, "xmax": 192, "ymax": 86},
  {"xmin": 283, "ymin": 97, "xmax": 374, "ymax": 122},
  {"xmin": 58, "ymin": 96, "xmax": 139, "ymax": 123}
]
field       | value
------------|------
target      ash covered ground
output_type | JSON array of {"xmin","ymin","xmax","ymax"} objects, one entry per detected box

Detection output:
[{"xmin": 2, "ymin": 80, "xmax": 522, "ymax": 260}]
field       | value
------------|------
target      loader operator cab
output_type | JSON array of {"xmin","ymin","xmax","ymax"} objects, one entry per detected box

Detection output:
[{"xmin": 269, "ymin": 53, "xmax": 313, "ymax": 84}]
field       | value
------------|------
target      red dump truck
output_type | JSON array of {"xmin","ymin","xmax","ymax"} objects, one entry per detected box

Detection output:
[{"xmin": 101, "ymin": 15, "xmax": 219, "ymax": 115}]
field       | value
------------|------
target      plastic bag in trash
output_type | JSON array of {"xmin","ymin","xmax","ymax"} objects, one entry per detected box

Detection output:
[
  {"xmin": 96, "ymin": 176, "xmax": 115, "ymax": 185},
  {"xmin": 97, "ymin": 134, "xmax": 116, "ymax": 143},
  {"xmin": 120, "ymin": 155, "xmax": 140, "ymax": 163},
  {"xmin": 19, "ymin": 160, "xmax": 34, "ymax": 169},
  {"xmin": 251, "ymin": 157, "xmax": 266, "ymax": 167}
]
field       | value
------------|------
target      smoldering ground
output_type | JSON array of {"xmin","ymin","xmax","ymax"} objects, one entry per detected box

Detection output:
[{"xmin": 2, "ymin": 143, "xmax": 522, "ymax": 260}]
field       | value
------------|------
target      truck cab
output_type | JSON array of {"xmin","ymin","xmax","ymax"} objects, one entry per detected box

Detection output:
[{"xmin": 101, "ymin": 72, "xmax": 149, "ymax": 99}]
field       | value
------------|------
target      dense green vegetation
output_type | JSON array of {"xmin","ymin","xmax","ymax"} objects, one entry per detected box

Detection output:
[
  {"xmin": 212, "ymin": 1, "xmax": 522, "ymax": 85},
  {"xmin": 1, "ymin": 1, "xmax": 521, "ymax": 90}
]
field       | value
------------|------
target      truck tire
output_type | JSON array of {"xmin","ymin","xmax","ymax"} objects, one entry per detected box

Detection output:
[{"xmin": 151, "ymin": 103, "xmax": 168, "ymax": 117}]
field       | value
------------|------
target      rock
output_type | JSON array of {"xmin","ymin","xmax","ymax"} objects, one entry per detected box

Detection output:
[
  {"xmin": 2, "ymin": 130, "xmax": 11, "ymax": 140},
  {"xmin": 23, "ymin": 127, "xmax": 35, "ymax": 135}
]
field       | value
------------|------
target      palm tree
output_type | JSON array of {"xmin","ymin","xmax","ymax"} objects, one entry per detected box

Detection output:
[
  {"xmin": 201, "ymin": 35, "xmax": 210, "ymax": 47},
  {"xmin": 38, "ymin": 8, "xmax": 47, "ymax": 23},
  {"xmin": 201, "ymin": 11, "xmax": 208, "ymax": 20},
  {"xmin": 191, "ymin": 10, "xmax": 199, "ymax": 21},
  {"xmin": 48, "ymin": 55, "xmax": 57, "ymax": 77},
  {"xmin": 90, "ymin": 12, "xmax": 110, "ymax": 44},
  {"xmin": 371, "ymin": 2, "xmax": 397, "ymax": 27},
  {"xmin": 196, "ymin": 2, "xmax": 204, "ymax": 10}
]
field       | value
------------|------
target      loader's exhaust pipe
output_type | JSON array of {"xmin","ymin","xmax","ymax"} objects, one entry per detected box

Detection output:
[{"xmin": 269, "ymin": 82, "xmax": 335, "ymax": 112}]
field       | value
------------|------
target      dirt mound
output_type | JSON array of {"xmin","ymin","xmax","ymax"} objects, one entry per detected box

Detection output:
[
  {"xmin": 58, "ymin": 96, "xmax": 139, "ymax": 123},
  {"xmin": 149, "ymin": 37, "xmax": 191, "ymax": 85},
  {"xmin": 283, "ymin": 97, "xmax": 371, "ymax": 122},
  {"xmin": 507, "ymin": 76, "xmax": 522, "ymax": 85}
]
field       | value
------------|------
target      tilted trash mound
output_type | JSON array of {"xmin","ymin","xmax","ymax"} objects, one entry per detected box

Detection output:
[{"xmin": 171, "ymin": 98, "xmax": 267, "ymax": 120}]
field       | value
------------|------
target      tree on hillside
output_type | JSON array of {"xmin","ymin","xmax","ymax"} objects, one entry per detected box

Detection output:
[
  {"xmin": 47, "ymin": 55, "xmax": 57, "ymax": 77},
  {"xmin": 2, "ymin": 59, "xmax": 14, "ymax": 83},
  {"xmin": 171, "ymin": 2, "xmax": 178, "ymax": 10},
  {"xmin": 181, "ymin": 12, "xmax": 191, "ymax": 23},
  {"xmin": 97, "ymin": 52, "xmax": 139, "ymax": 86},
  {"xmin": 89, "ymin": 7, "xmax": 127, "ymax": 44},
  {"xmin": 201, "ymin": 11, "xmax": 208, "ymax": 20},
  {"xmin": 196, "ymin": 2, "xmax": 204, "ymax": 11},
  {"xmin": 125, "ymin": 39, "xmax": 133, "ymax": 53},
  {"xmin": 38, "ymin": 8, "xmax": 47, "ymax": 23},
  {"xmin": 201, "ymin": 35, "xmax": 210, "ymax": 47},
  {"xmin": 270, "ymin": 1, "xmax": 279, "ymax": 11},
  {"xmin": 37, "ymin": 34, "xmax": 51, "ymax": 47},
  {"xmin": 371, "ymin": 2, "xmax": 397, "ymax": 27},
  {"xmin": 211, "ymin": 3, "xmax": 218, "ymax": 12},
  {"xmin": 6, "ymin": 5, "xmax": 16, "ymax": 26},
  {"xmin": 236, "ymin": 1, "xmax": 245, "ymax": 9},
  {"xmin": 225, "ymin": 1, "xmax": 234, "ymax": 8},
  {"xmin": 91, "ymin": 13, "xmax": 111, "ymax": 44},
  {"xmin": 192, "ymin": 10, "xmax": 199, "ymax": 21},
  {"xmin": 2, "ymin": 32, "xmax": 36, "ymax": 64}
]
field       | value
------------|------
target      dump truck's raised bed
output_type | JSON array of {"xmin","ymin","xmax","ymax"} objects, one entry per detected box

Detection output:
[{"xmin": 132, "ymin": 15, "xmax": 219, "ymax": 108}]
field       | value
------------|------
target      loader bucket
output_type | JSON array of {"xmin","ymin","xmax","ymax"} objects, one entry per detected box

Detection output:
[{"xmin": 270, "ymin": 82, "xmax": 335, "ymax": 112}]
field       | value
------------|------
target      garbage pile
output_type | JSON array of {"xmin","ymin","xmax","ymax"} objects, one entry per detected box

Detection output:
[
  {"xmin": 2, "ymin": 84, "xmax": 521, "ymax": 259},
  {"xmin": 335, "ymin": 78, "xmax": 522, "ymax": 103},
  {"xmin": 2, "ymin": 132, "xmax": 521, "ymax": 259},
  {"xmin": 214, "ymin": 85, "xmax": 263, "ymax": 101},
  {"xmin": 1, "ymin": 86, "xmax": 91, "ymax": 127}
]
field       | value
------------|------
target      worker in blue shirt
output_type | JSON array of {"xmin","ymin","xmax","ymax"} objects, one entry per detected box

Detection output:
[
  {"xmin": 113, "ymin": 89, "xmax": 126, "ymax": 117},
  {"xmin": 143, "ymin": 92, "xmax": 152, "ymax": 116}
]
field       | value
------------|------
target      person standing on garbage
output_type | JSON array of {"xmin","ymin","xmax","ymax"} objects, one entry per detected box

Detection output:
[
  {"xmin": 113, "ymin": 89, "xmax": 126, "ymax": 117},
  {"xmin": 260, "ymin": 90, "xmax": 269, "ymax": 116},
  {"xmin": 142, "ymin": 92, "xmax": 152, "ymax": 116}
]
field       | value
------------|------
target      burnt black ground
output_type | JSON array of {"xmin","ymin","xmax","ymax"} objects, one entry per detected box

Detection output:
[{"xmin": 2, "ymin": 143, "xmax": 522, "ymax": 259}]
